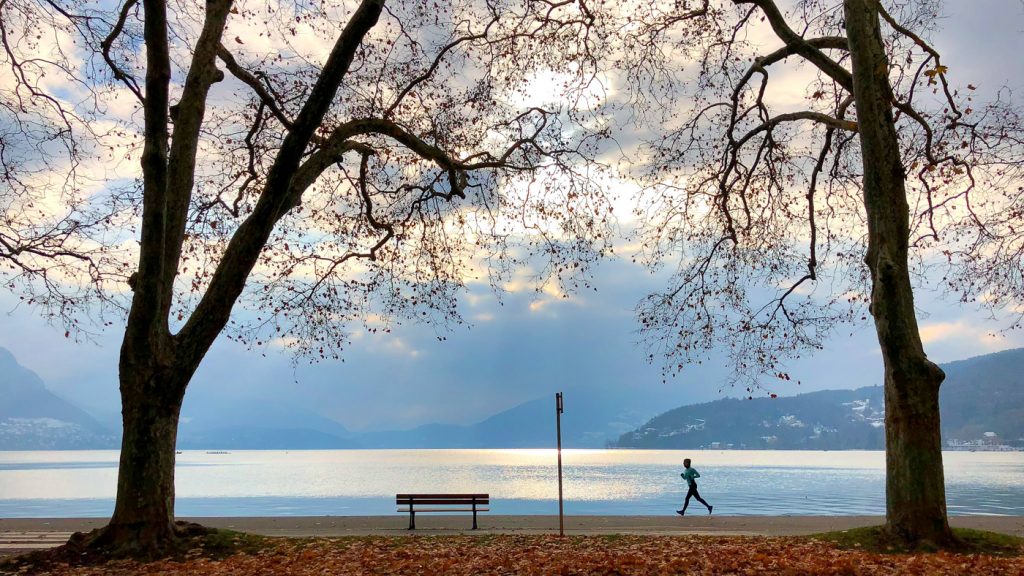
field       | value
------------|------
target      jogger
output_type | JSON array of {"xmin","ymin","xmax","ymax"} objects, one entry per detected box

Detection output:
[{"xmin": 677, "ymin": 458, "xmax": 713, "ymax": 516}]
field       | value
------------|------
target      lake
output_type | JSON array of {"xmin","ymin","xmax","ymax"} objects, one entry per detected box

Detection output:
[{"xmin": 1, "ymin": 450, "xmax": 1022, "ymax": 518}]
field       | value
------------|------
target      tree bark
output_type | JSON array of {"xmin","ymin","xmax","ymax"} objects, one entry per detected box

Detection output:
[
  {"xmin": 844, "ymin": 0, "xmax": 954, "ymax": 546},
  {"xmin": 95, "ymin": 353, "xmax": 194, "ymax": 554}
]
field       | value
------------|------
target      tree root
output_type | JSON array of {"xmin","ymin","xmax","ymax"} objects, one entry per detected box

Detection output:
[{"xmin": 882, "ymin": 523, "xmax": 961, "ymax": 552}]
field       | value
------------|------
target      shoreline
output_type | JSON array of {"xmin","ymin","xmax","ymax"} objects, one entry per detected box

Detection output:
[{"xmin": 2, "ymin": 516, "xmax": 1022, "ymax": 551}]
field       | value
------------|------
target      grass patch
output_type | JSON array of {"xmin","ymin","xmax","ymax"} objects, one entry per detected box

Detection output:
[
  {"xmin": 812, "ymin": 525, "xmax": 1024, "ymax": 556},
  {"xmin": 181, "ymin": 528, "xmax": 271, "ymax": 559},
  {"xmin": 950, "ymin": 528, "xmax": 1024, "ymax": 556}
]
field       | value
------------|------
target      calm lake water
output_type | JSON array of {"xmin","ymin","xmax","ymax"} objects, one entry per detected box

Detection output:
[{"xmin": 1, "ymin": 450, "xmax": 1022, "ymax": 518}]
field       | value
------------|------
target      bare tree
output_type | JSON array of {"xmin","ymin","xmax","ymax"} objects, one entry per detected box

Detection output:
[
  {"xmin": 1, "ymin": 0, "xmax": 608, "ymax": 554},
  {"xmin": 622, "ymin": 0, "xmax": 1024, "ymax": 545}
]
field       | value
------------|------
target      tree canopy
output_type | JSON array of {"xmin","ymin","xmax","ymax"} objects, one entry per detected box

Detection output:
[
  {"xmin": 610, "ymin": 0, "xmax": 1024, "ymax": 386},
  {"xmin": 1, "ymin": 0, "xmax": 612, "ymax": 353}
]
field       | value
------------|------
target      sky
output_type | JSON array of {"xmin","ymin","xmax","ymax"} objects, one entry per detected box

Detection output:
[{"xmin": 2, "ymin": 0, "xmax": 1024, "ymax": 432}]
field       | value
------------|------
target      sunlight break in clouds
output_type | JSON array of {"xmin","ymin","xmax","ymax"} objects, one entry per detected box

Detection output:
[{"xmin": 918, "ymin": 321, "xmax": 1005, "ymax": 351}]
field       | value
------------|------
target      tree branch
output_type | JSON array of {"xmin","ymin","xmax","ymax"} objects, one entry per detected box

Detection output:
[
  {"xmin": 217, "ymin": 44, "xmax": 294, "ymax": 130},
  {"xmin": 160, "ymin": 0, "xmax": 234, "ymax": 320},
  {"xmin": 125, "ymin": 0, "xmax": 173, "ymax": 345},
  {"xmin": 176, "ymin": 0, "xmax": 385, "ymax": 369},
  {"xmin": 734, "ymin": 0, "xmax": 853, "ymax": 91},
  {"xmin": 735, "ymin": 110, "xmax": 857, "ymax": 149},
  {"xmin": 100, "ymin": 0, "xmax": 144, "ymax": 102}
]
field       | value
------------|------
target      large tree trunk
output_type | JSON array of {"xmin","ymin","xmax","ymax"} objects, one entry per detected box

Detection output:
[
  {"xmin": 844, "ymin": 0, "xmax": 954, "ymax": 546},
  {"xmin": 77, "ymin": 338, "xmax": 199, "ymax": 556},
  {"xmin": 104, "ymin": 368, "xmax": 187, "ymax": 550}
]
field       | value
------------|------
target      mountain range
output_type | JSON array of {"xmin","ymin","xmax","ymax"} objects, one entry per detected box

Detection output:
[
  {"xmin": 0, "ymin": 347, "xmax": 114, "ymax": 449},
  {"xmin": 355, "ymin": 388, "xmax": 656, "ymax": 448},
  {"xmin": 0, "ymin": 346, "xmax": 655, "ymax": 449},
  {"xmin": 2, "ymin": 346, "xmax": 1023, "ymax": 450},
  {"xmin": 613, "ymin": 347, "xmax": 1024, "ymax": 450}
]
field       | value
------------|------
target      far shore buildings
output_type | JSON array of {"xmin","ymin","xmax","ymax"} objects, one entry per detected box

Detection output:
[{"xmin": 945, "ymin": 432, "xmax": 1022, "ymax": 452}]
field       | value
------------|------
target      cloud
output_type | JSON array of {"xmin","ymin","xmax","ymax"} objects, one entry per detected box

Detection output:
[
  {"xmin": 919, "ymin": 322, "xmax": 960, "ymax": 344},
  {"xmin": 3, "ymin": 0, "xmax": 1024, "ymax": 437},
  {"xmin": 383, "ymin": 336, "xmax": 422, "ymax": 358},
  {"xmin": 916, "ymin": 319, "xmax": 1013, "ymax": 363}
]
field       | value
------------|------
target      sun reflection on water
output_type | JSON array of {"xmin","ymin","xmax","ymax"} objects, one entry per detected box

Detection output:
[{"xmin": 1, "ymin": 449, "xmax": 1022, "ymax": 516}]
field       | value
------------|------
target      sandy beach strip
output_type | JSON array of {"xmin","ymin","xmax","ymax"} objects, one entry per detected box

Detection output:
[{"xmin": 2, "ymin": 515, "xmax": 1022, "ymax": 547}]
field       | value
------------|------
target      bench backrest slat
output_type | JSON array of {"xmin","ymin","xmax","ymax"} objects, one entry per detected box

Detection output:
[
  {"xmin": 396, "ymin": 494, "xmax": 488, "ymax": 499},
  {"xmin": 395, "ymin": 496, "xmax": 487, "ymax": 500},
  {"xmin": 397, "ymin": 494, "xmax": 488, "ymax": 506}
]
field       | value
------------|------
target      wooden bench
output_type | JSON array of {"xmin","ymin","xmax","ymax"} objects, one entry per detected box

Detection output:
[{"xmin": 396, "ymin": 493, "xmax": 489, "ymax": 530}]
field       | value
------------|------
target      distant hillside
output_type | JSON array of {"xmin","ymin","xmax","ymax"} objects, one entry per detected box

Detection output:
[
  {"xmin": 613, "ymin": 348, "xmax": 1024, "ymax": 449},
  {"xmin": 0, "ymin": 347, "xmax": 114, "ymax": 449},
  {"xmin": 614, "ymin": 386, "xmax": 887, "ymax": 449},
  {"xmin": 939, "ymin": 347, "xmax": 1024, "ymax": 444}
]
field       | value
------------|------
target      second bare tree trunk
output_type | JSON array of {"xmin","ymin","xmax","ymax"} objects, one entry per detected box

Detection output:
[{"xmin": 844, "ymin": 0, "xmax": 954, "ymax": 546}]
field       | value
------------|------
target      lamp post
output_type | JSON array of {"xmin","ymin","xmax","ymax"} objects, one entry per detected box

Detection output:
[{"xmin": 555, "ymin": 391, "xmax": 564, "ymax": 537}]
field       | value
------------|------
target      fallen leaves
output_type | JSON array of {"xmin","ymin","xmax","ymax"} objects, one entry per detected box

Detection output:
[{"xmin": 13, "ymin": 534, "xmax": 1024, "ymax": 576}]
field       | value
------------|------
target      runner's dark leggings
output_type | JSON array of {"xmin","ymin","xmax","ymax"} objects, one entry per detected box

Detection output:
[{"xmin": 683, "ymin": 483, "xmax": 710, "ymax": 513}]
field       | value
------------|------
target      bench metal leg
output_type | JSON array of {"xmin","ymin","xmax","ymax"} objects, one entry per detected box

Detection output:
[
  {"xmin": 472, "ymin": 501, "xmax": 478, "ymax": 530},
  {"xmin": 408, "ymin": 510, "xmax": 415, "ymax": 530}
]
